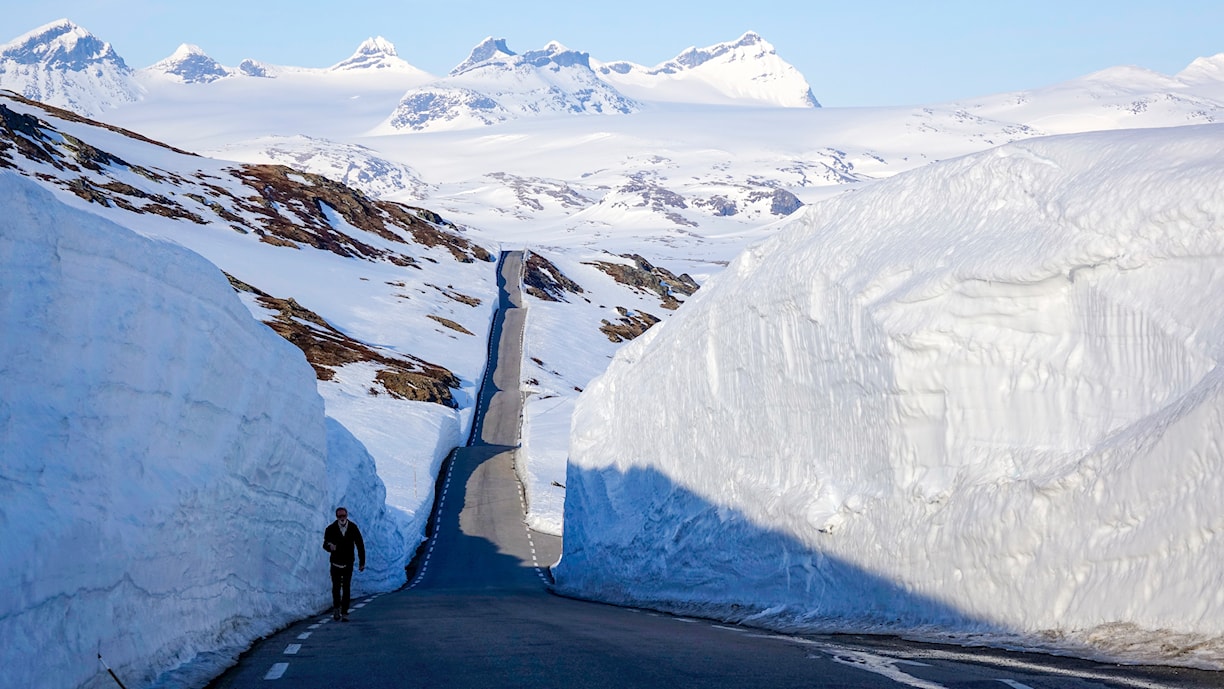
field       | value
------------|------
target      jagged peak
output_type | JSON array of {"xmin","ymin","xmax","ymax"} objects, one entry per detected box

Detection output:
[
  {"xmin": 670, "ymin": 31, "xmax": 776, "ymax": 71},
  {"xmin": 450, "ymin": 37, "xmax": 516, "ymax": 75},
  {"xmin": 4, "ymin": 18, "xmax": 83, "ymax": 47},
  {"xmin": 143, "ymin": 42, "xmax": 229, "ymax": 83},
  {"xmin": 1, "ymin": 18, "xmax": 129, "ymax": 71},
  {"xmin": 330, "ymin": 36, "xmax": 425, "ymax": 73},
  {"xmin": 354, "ymin": 36, "xmax": 398, "ymax": 58},
  {"xmin": 238, "ymin": 58, "xmax": 273, "ymax": 78},
  {"xmin": 521, "ymin": 41, "xmax": 591, "ymax": 70}
]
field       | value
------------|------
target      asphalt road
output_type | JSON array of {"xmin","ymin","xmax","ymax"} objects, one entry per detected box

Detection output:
[{"xmin": 207, "ymin": 251, "xmax": 1222, "ymax": 689}]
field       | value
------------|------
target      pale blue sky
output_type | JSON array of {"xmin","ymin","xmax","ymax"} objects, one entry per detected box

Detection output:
[{"xmin": 6, "ymin": 1, "xmax": 1224, "ymax": 106}]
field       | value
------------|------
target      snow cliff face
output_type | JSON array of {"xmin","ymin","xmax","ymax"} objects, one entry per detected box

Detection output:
[
  {"xmin": 594, "ymin": 32, "xmax": 820, "ymax": 108},
  {"xmin": 142, "ymin": 43, "xmax": 231, "ymax": 83},
  {"xmin": 556, "ymin": 124, "xmax": 1224, "ymax": 669},
  {"xmin": 0, "ymin": 171, "xmax": 336, "ymax": 689},
  {"xmin": 379, "ymin": 38, "xmax": 639, "ymax": 132},
  {"xmin": 0, "ymin": 19, "xmax": 142, "ymax": 116}
]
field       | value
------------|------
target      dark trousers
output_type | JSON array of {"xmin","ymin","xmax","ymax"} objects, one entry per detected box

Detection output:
[{"xmin": 330, "ymin": 564, "xmax": 353, "ymax": 613}]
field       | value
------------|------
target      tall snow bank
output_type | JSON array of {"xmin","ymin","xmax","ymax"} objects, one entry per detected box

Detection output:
[
  {"xmin": 556, "ymin": 125, "xmax": 1224, "ymax": 668},
  {"xmin": 0, "ymin": 172, "xmax": 403, "ymax": 689}
]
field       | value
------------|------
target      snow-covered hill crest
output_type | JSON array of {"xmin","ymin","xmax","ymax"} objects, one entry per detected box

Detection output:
[
  {"xmin": 378, "ymin": 38, "xmax": 639, "ymax": 132},
  {"xmin": 594, "ymin": 32, "xmax": 820, "ymax": 108},
  {"xmin": 0, "ymin": 19, "xmax": 141, "ymax": 116}
]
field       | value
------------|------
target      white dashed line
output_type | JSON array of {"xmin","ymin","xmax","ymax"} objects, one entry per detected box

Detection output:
[
  {"xmin": 264, "ymin": 662, "xmax": 289, "ymax": 680},
  {"xmin": 998, "ymin": 681, "xmax": 1035, "ymax": 689},
  {"xmin": 296, "ymin": 632, "xmax": 312, "ymax": 640},
  {"xmin": 354, "ymin": 603, "xmax": 366, "ymax": 609},
  {"xmin": 408, "ymin": 450, "xmax": 458, "ymax": 590},
  {"xmin": 284, "ymin": 644, "xmax": 301, "ymax": 655},
  {"xmin": 307, "ymin": 623, "xmax": 320, "ymax": 630}
]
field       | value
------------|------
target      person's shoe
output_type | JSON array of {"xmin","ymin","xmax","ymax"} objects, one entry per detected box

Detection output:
[
  {"xmin": 332, "ymin": 609, "xmax": 341, "ymax": 621},
  {"xmin": 341, "ymin": 613, "xmax": 350, "ymax": 622}
]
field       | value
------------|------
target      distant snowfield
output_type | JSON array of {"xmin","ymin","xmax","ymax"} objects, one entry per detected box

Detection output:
[{"xmin": 555, "ymin": 124, "xmax": 1224, "ymax": 670}]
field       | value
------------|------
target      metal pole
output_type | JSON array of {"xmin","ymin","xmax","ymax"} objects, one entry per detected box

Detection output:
[{"xmin": 98, "ymin": 653, "xmax": 129, "ymax": 689}]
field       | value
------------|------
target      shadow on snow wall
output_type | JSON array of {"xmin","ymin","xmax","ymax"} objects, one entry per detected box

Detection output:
[{"xmin": 555, "ymin": 462, "xmax": 1002, "ymax": 637}]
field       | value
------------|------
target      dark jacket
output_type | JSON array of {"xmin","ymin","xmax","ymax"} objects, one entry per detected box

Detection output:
[{"xmin": 323, "ymin": 520, "xmax": 366, "ymax": 568}]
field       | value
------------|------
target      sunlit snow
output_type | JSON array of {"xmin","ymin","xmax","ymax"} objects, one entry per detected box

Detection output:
[{"xmin": 555, "ymin": 125, "xmax": 1224, "ymax": 669}]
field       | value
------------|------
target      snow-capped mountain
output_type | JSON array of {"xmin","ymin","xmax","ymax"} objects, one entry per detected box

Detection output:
[
  {"xmin": 0, "ymin": 19, "xmax": 141, "ymax": 116},
  {"xmin": 377, "ymin": 38, "xmax": 639, "ymax": 132},
  {"xmin": 594, "ymin": 31, "xmax": 820, "ymax": 108},
  {"xmin": 331, "ymin": 36, "xmax": 430, "ymax": 77},
  {"xmin": 142, "ymin": 43, "xmax": 231, "ymax": 84}
]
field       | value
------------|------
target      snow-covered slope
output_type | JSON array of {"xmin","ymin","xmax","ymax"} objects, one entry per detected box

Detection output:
[
  {"xmin": 593, "ymin": 32, "xmax": 819, "ymax": 107},
  {"xmin": 556, "ymin": 124, "xmax": 1224, "ymax": 669},
  {"xmin": 377, "ymin": 38, "xmax": 639, "ymax": 132},
  {"xmin": 0, "ymin": 170, "xmax": 408, "ymax": 689},
  {"xmin": 0, "ymin": 19, "xmax": 142, "ymax": 116}
]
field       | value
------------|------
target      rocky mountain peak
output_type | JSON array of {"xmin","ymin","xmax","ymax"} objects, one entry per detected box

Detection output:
[
  {"xmin": 451, "ymin": 37, "xmax": 516, "ymax": 75},
  {"xmin": 331, "ymin": 36, "xmax": 422, "ymax": 72},
  {"xmin": 1, "ymin": 18, "xmax": 130, "ymax": 72},
  {"xmin": 145, "ymin": 43, "xmax": 230, "ymax": 84}
]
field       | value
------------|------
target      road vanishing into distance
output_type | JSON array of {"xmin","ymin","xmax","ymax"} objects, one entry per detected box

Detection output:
[{"xmin": 209, "ymin": 252, "xmax": 1222, "ymax": 689}]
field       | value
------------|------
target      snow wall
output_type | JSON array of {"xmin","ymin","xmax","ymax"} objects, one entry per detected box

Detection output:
[
  {"xmin": 0, "ymin": 172, "xmax": 407, "ymax": 689},
  {"xmin": 555, "ymin": 125, "xmax": 1224, "ymax": 669}
]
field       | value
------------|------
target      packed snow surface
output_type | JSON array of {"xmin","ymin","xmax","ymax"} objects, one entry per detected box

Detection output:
[
  {"xmin": 0, "ymin": 173, "xmax": 408, "ymax": 689},
  {"xmin": 556, "ymin": 124, "xmax": 1224, "ymax": 669}
]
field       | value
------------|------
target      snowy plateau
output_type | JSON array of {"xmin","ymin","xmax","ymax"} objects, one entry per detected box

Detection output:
[{"xmin": 3, "ymin": 16, "xmax": 1224, "ymax": 688}]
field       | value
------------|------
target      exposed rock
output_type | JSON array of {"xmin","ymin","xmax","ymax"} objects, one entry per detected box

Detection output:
[
  {"xmin": 427, "ymin": 283, "xmax": 482, "ymax": 307},
  {"xmin": 427, "ymin": 314, "xmax": 474, "ymax": 335},
  {"xmin": 523, "ymin": 251, "xmax": 584, "ymax": 302},
  {"xmin": 227, "ymin": 274, "xmax": 460, "ymax": 407},
  {"xmin": 586, "ymin": 253, "xmax": 700, "ymax": 310},
  {"xmin": 0, "ymin": 94, "xmax": 492, "ymax": 269},
  {"xmin": 599, "ymin": 306, "xmax": 661, "ymax": 342}
]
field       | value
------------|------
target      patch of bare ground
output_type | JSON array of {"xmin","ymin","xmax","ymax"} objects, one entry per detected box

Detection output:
[
  {"xmin": 426, "ymin": 283, "xmax": 482, "ymax": 307},
  {"xmin": 586, "ymin": 253, "xmax": 700, "ymax": 310},
  {"xmin": 427, "ymin": 314, "xmax": 474, "ymax": 335},
  {"xmin": 523, "ymin": 251, "xmax": 585, "ymax": 302},
  {"xmin": 600, "ymin": 306, "xmax": 661, "ymax": 343},
  {"xmin": 0, "ymin": 93, "xmax": 492, "ymax": 269},
  {"xmin": 227, "ymin": 274, "xmax": 460, "ymax": 407}
]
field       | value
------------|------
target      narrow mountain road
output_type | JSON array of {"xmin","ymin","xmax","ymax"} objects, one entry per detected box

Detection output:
[{"xmin": 207, "ymin": 251, "xmax": 1221, "ymax": 689}]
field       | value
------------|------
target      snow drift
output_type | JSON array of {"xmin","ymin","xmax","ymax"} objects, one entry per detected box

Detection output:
[
  {"xmin": 0, "ymin": 172, "xmax": 406, "ymax": 689},
  {"xmin": 555, "ymin": 124, "xmax": 1224, "ymax": 668}
]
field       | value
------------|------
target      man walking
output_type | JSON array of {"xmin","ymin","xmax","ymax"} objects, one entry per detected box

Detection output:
[{"xmin": 322, "ymin": 506, "xmax": 365, "ymax": 621}]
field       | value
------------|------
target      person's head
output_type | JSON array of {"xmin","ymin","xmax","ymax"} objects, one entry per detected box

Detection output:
[{"xmin": 335, "ymin": 507, "xmax": 349, "ymax": 525}]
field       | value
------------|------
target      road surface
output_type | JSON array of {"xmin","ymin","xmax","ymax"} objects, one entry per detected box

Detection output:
[{"xmin": 208, "ymin": 251, "xmax": 1221, "ymax": 689}]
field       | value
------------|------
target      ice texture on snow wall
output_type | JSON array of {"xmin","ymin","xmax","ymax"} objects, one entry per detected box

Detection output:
[
  {"xmin": 0, "ymin": 173, "xmax": 376, "ymax": 689},
  {"xmin": 556, "ymin": 125, "xmax": 1224, "ymax": 668}
]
